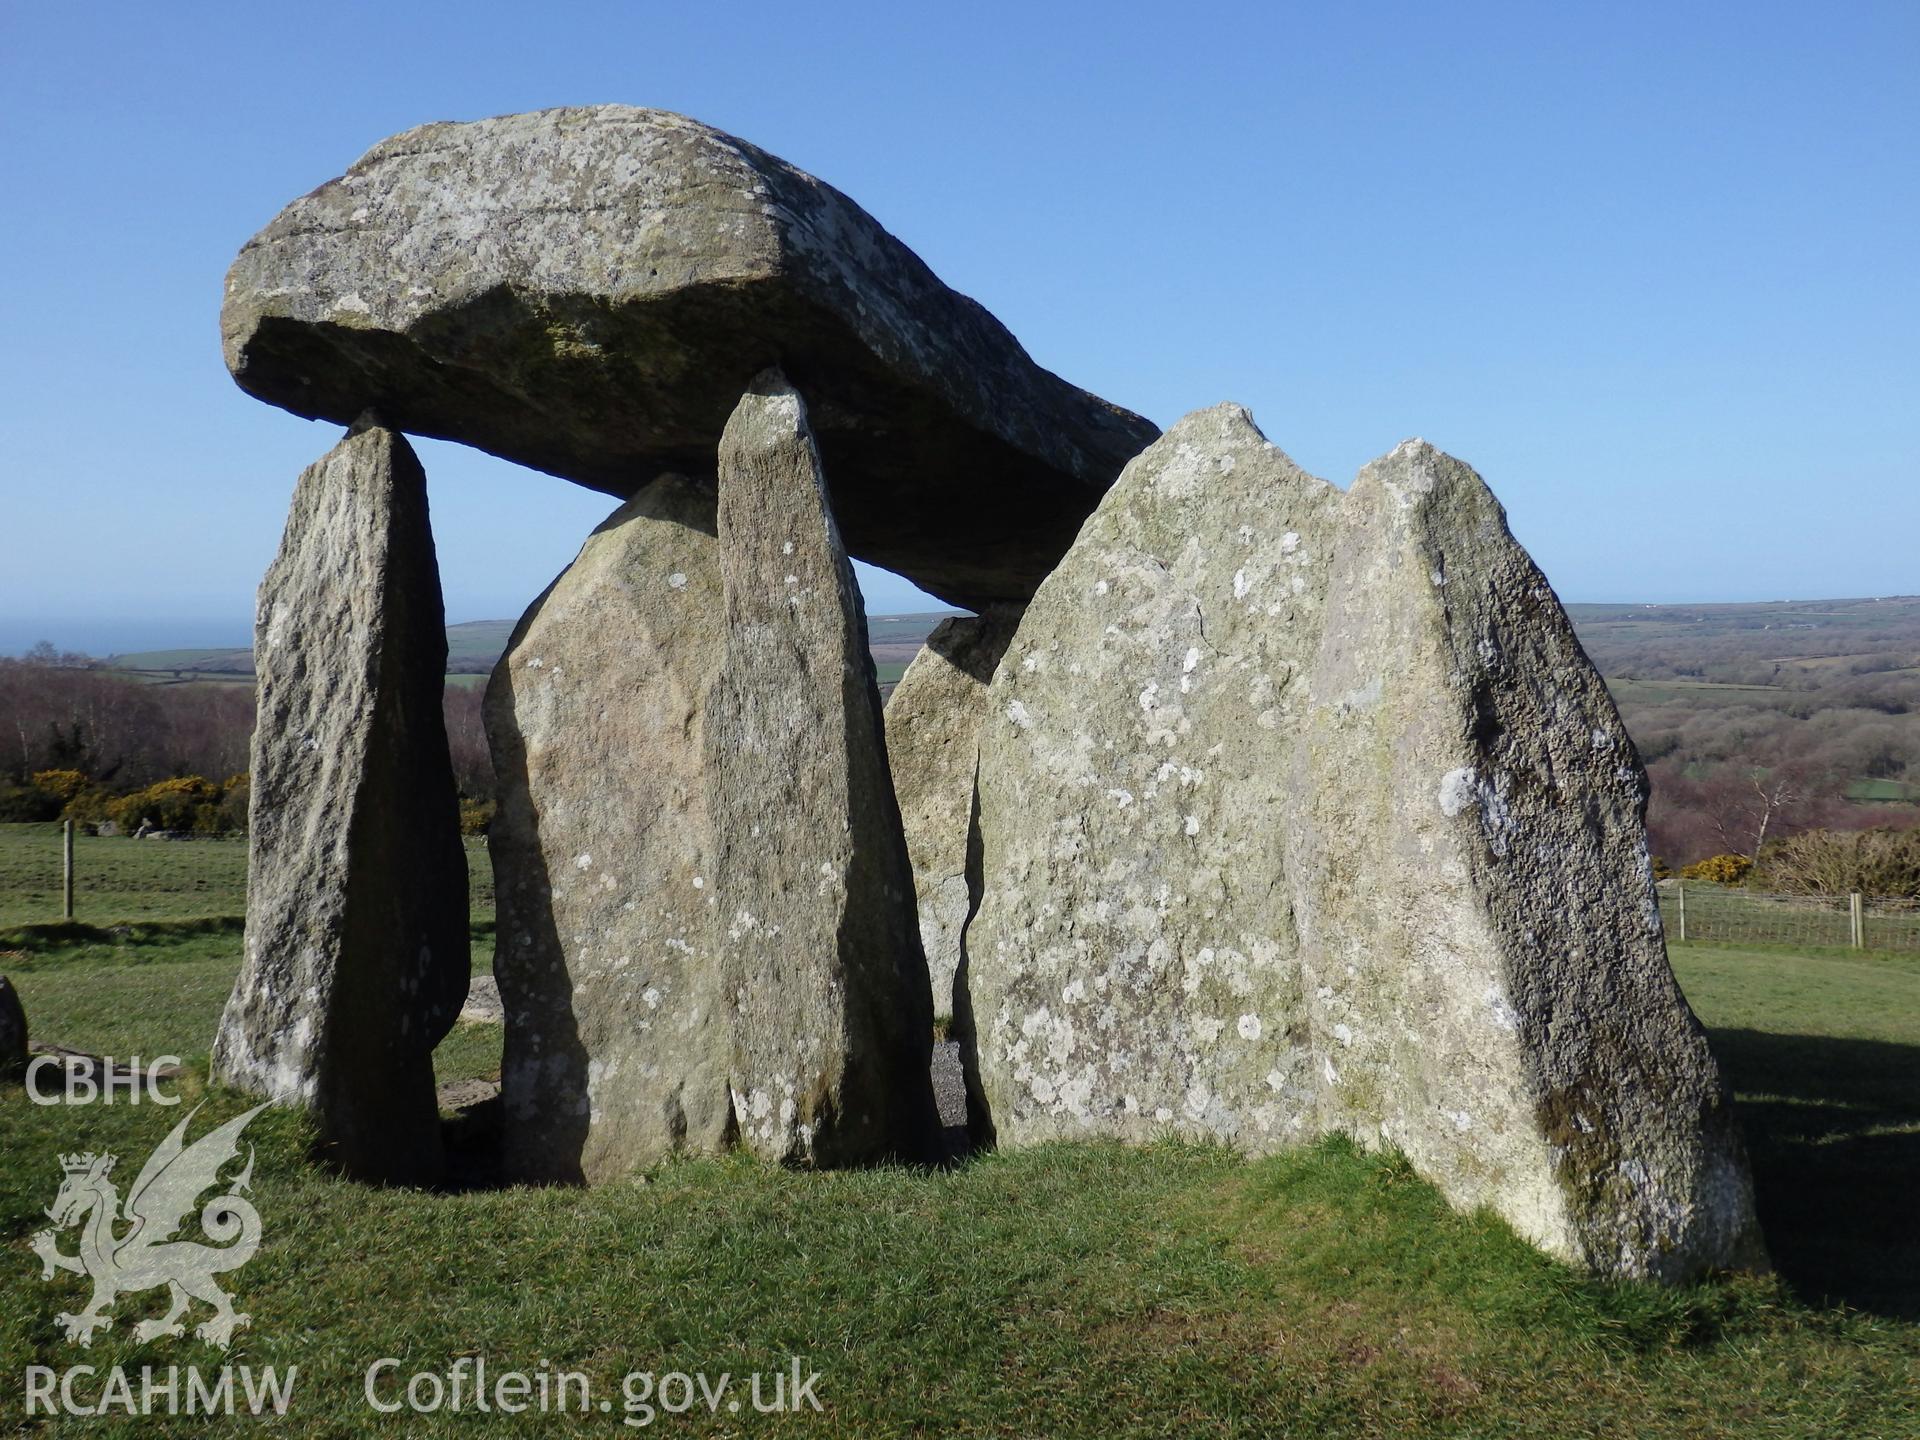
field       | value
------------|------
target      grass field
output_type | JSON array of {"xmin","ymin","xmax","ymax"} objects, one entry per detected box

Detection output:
[
  {"xmin": 2, "ymin": 832, "xmax": 1918, "ymax": 1435},
  {"xmin": 0, "ymin": 826, "xmax": 249, "ymax": 928},
  {"xmin": 1605, "ymin": 677, "xmax": 1786, "ymax": 706},
  {"xmin": 1660, "ymin": 882, "xmax": 1920, "ymax": 953},
  {"xmin": 0, "ymin": 824, "xmax": 495, "ymax": 931}
]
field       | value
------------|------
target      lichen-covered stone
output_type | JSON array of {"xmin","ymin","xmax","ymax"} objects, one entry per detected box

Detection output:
[
  {"xmin": 705, "ymin": 370, "xmax": 938, "ymax": 1164},
  {"xmin": 486, "ymin": 477, "xmax": 732, "ymax": 1184},
  {"xmin": 966, "ymin": 409, "xmax": 1764, "ymax": 1281},
  {"xmin": 1284, "ymin": 440, "xmax": 1763, "ymax": 1280},
  {"xmin": 221, "ymin": 107, "xmax": 1157, "ymax": 610},
  {"xmin": 213, "ymin": 421, "xmax": 468, "ymax": 1184},
  {"xmin": 884, "ymin": 607, "xmax": 1021, "ymax": 1016},
  {"xmin": 968, "ymin": 405, "xmax": 1340, "ymax": 1149}
]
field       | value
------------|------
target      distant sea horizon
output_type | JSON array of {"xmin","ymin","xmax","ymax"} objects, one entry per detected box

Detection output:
[
  {"xmin": 0, "ymin": 619, "xmax": 256, "ymax": 659},
  {"xmin": 0, "ymin": 606, "xmax": 972, "ymax": 660},
  {"xmin": 12, "ymin": 591, "xmax": 1907, "ymax": 662}
]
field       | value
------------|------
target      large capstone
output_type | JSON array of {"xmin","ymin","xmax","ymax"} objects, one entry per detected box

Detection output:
[
  {"xmin": 221, "ymin": 107, "xmax": 1158, "ymax": 611},
  {"xmin": 884, "ymin": 607, "xmax": 1021, "ymax": 1017},
  {"xmin": 213, "ymin": 421, "xmax": 469, "ymax": 1184},
  {"xmin": 965, "ymin": 408, "xmax": 1765, "ymax": 1280},
  {"xmin": 1283, "ymin": 440, "xmax": 1764, "ymax": 1280},
  {"xmin": 705, "ymin": 370, "xmax": 939, "ymax": 1164},
  {"xmin": 486, "ymin": 477, "xmax": 732, "ymax": 1184},
  {"xmin": 967, "ymin": 405, "xmax": 1340, "ymax": 1150}
]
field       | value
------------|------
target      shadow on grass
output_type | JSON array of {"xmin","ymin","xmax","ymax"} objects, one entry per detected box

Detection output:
[
  {"xmin": 0, "ymin": 914, "xmax": 245, "ymax": 952},
  {"xmin": 1709, "ymin": 1026, "xmax": 1920, "ymax": 1319}
]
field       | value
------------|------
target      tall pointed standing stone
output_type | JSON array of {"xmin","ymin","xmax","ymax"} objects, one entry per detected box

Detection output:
[
  {"xmin": 213, "ymin": 419, "xmax": 469, "ymax": 1185},
  {"xmin": 965, "ymin": 406, "xmax": 1762, "ymax": 1281},
  {"xmin": 705, "ymin": 369, "xmax": 938, "ymax": 1165},
  {"xmin": 486, "ymin": 478, "xmax": 734, "ymax": 1184},
  {"xmin": 966, "ymin": 406, "xmax": 1341, "ymax": 1149},
  {"xmin": 1284, "ymin": 440, "xmax": 1764, "ymax": 1279}
]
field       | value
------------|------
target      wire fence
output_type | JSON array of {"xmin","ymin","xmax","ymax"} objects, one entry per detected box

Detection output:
[{"xmin": 1657, "ymin": 882, "xmax": 1920, "ymax": 953}]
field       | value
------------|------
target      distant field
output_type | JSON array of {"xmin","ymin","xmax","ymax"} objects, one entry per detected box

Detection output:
[
  {"xmin": 0, "ymin": 823, "xmax": 494, "ymax": 931},
  {"xmin": 1606, "ymin": 677, "xmax": 1783, "ymax": 705},
  {"xmin": 1850, "ymin": 777, "xmax": 1920, "ymax": 803},
  {"xmin": 444, "ymin": 617, "xmax": 516, "ymax": 671},
  {"xmin": 0, "ymin": 823, "xmax": 248, "ymax": 927},
  {"xmin": 102, "ymin": 645, "xmax": 251, "ymax": 671}
]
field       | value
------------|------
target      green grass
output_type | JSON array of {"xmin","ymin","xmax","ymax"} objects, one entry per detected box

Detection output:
[
  {"xmin": 0, "ymin": 825, "xmax": 249, "ymax": 927},
  {"xmin": 0, "ymin": 824, "xmax": 496, "ymax": 930},
  {"xmin": 2, "ymin": 911, "xmax": 1917, "ymax": 1431},
  {"xmin": 1, "ymin": 927, "xmax": 500, "ymax": 1088},
  {"xmin": 1847, "ymin": 777, "xmax": 1920, "ymax": 804},
  {"xmin": 1660, "ymin": 883, "xmax": 1920, "ymax": 952},
  {"xmin": 1666, "ymin": 944, "xmax": 1920, "ymax": 1319}
]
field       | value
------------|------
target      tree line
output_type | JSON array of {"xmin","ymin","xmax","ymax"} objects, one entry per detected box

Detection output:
[{"xmin": 4, "ymin": 608, "xmax": 1917, "ymax": 893}]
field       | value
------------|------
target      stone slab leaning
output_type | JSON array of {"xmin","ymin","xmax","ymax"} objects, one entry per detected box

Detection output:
[{"xmin": 486, "ymin": 476, "xmax": 732, "ymax": 1184}]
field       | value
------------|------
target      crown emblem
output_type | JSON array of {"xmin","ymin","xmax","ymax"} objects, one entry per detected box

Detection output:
[{"xmin": 59, "ymin": 1152, "xmax": 112, "ymax": 1176}]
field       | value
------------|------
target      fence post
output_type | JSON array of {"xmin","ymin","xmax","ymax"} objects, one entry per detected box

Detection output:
[
  {"xmin": 1675, "ymin": 882, "xmax": 1686, "ymax": 944},
  {"xmin": 1850, "ymin": 892, "xmax": 1864, "ymax": 950},
  {"xmin": 62, "ymin": 819, "xmax": 75, "ymax": 921}
]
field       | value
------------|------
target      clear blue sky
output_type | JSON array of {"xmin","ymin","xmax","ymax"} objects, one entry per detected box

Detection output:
[{"xmin": 2, "ymin": 1, "xmax": 1913, "ymax": 654}]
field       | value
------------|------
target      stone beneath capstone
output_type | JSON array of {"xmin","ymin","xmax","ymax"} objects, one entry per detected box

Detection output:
[
  {"xmin": 967, "ymin": 404, "xmax": 1341, "ymax": 1150},
  {"xmin": 705, "ymin": 369, "xmax": 939, "ymax": 1165},
  {"xmin": 0, "ymin": 975, "xmax": 26, "ymax": 1079},
  {"xmin": 486, "ymin": 477, "xmax": 733, "ymax": 1184},
  {"xmin": 221, "ymin": 107, "xmax": 1158, "ymax": 611},
  {"xmin": 884, "ymin": 607, "xmax": 1022, "ymax": 1017},
  {"xmin": 213, "ymin": 421, "xmax": 468, "ymax": 1184},
  {"xmin": 965, "ymin": 406, "xmax": 1764, "ymax": 1281},
  {"xmin": 1283, "ymin": 439, "xmax": 1764, "ymax": 1280}
]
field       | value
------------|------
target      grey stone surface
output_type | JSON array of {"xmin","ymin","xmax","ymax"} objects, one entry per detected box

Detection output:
[
  {"xmin": 1284, "ymin": 440, "xmax": 1763, "ymax": 1280},
  {"xmin": 0, "ymin": 975, "xmax": 26, "ymax": 1079},
  {"xmin": 931, "ymin": 1042, "xmax": 968, "ymax": 1132},
  {"xmin": 966, "ymin": 408, "xmax": 1764, "ymax": 1280},
  {"xmin": 705, "ymin": 370, "xmax": 939, "ymax": 1165},
  {"xmin": 967, "ymin": 405, "xmax": 1340, "ymax": 1151},
  {"xmin": 221, "ymin": 106, "xmax": 1157, "ymax": 610},
  {"xmin": 458, "ymin": 974, "xmax": 503, "ymax": 1025},
  {"xmin": 213, "ymin": 421, "xmax": 468, "ymax": 1184},
  {"xmin": 884, "ymin": 608, "xmax": 1021, "ymax": 1016},
  {"xmin": 486, "ymin": 477, "xmax": 734, "ymax": 1185}
]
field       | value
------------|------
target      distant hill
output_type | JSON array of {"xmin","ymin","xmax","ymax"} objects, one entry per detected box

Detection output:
[
  {"xmin": 445, "ymin": 620, "xmax": 518, "ymax": 672},
  {"xmin": 105, "ymin": 598, "xmax": 1920, "ymax": 693}
]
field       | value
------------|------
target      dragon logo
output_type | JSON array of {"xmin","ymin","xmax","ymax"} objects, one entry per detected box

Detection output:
[{"xmin": 30, "ymin": 1102, "xmax": 268, "ymax": 1349}]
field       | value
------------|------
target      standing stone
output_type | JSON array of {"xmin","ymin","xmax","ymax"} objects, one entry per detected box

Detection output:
[
  {"xmin": 1283, "ymin": 440, "xmax": 1763, "ymax": 1280},
  {"xmin": 966, "ymin": 406, "xmax": 1763, "ymax": 1281},
  {"xmin": 705, "ymin": 369, "xmax": 938, "ymax": 1165},
  {"xmin": 486, "ymin": 478, "xmax": 733, "ymax": 1184},
  {"xmin": 967, "ymin": 406, "xmax": 1340, "ymax": 1149},
  {"xmin": 0, "ymin": 975, "xmax": 26, "ymax": 1080},
  {"xmin": 213, "ymin": 420, "xmax": 468, "ymax": 1185},
  {"xmin": 884, "ymin": 607, "xmax": 1021, "ymax": 1016}
]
